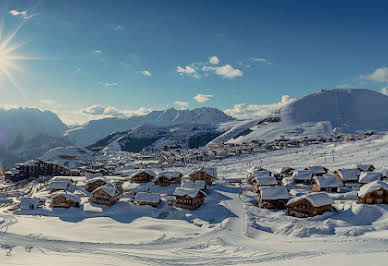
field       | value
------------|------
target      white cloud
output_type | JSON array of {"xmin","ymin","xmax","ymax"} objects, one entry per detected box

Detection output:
[
  {"xmin": 138, "ymin": 70, "xmax": 151, "ymax": 77},
  {"xmin": 224, "ymin": 95, "xmax": 295, "ymax": 119},
  {"xmin": 93, "ymin": 50, "xmax": 103, "ymax": 54},
  {"xmin": 174, "ymin": 101, "xmax": 189, "ymax": 107},
  {"xmin": 381, "ymin": 87, "xmax": 388, "ymax": 95},
  {"xmin": 209, "ymin": 56, "xmax": 219, "ymax": 65},
  {"xmin": 10, "ymin": 10, "xmax": 27, "ymax": 17},
  {"xmin": 176, "ymin": 65, "xmax": 201, "ymax": 79},
  {"xmin": 98, "ymin": 81, "xmax": 118, "ymax": 87},
  {"xmin": 39, "ymin": 99, "xmax": 57, "ymax": 105},
  {"xmin": 114, "ymin": 25, "xmax": 125, "ymax": 31},
  {"xmin": 361, "ymin": 67, "xmax": 388, "ymax": 82},
  {"xmin": 202, "ymin": 64, "xmax": 243, "ymax": 79},
  {"xmin": 81, "ymin": 105, "xmax": 151, "ymax": 118},
  {"xmin": 193, "ymin": 94, "xmax": 214, "ymax": 103},
  {"xmin": 250, "ymin": 57, "xmax": 271, "ymax": 64}
]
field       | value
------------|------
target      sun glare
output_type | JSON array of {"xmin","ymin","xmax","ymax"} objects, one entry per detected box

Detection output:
[{"xmin": 0, "ymin": 21, "xmax": 37, "ymax": 97}]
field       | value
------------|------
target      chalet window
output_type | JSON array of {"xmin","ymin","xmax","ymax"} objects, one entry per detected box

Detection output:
[
  {"xmin": 376, "ymin": 191, "xmax": 383, "ymax": 197},
  {"xmin": 366, "ymin": 198, "xmax": 373, "ymax": 204}
]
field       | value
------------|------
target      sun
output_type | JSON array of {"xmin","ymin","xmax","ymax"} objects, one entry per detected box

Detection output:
[{"xmin": 0, "ymin": 21, "xmax": 37, "ymax": 97}]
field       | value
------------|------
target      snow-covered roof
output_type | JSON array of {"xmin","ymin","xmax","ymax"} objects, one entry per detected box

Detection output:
[
  {"xmin": 48, "ymin": 180, "xmax": 69, "ymax": 190},
  {"xmin": 352, "ymin": 164, "xmax": 374, "ymax": 172},
  {"xmin": 182, "ymin": 180, "xmax": 206, "ymax": 190},
  {"xmin": 135, "ymin": 192, "xmax": 161, "ymax": 203},
  {"xmin": 275, "ymin": 167, "xmax": 294, "ymax": 175},
  {"xmin": 5, "ymin": 168, "xmax": 20, "ymax": 175},
  {"xmin": 51, "ymin": 191, "xmax": 80, "ymax": 203},
  {"xmin": 287, "ymin": 192, "xmax": 334, "ymax": 207},
  {"xmin": 131, "ymin": 169, "xmax": 156, "ymax": 178},
  {"xmin": 358, "ymin": 180, "xmax": 388, "ymax": 198},
  {"xmin": 157, "ymin": 171, "xmax": 181, "ymax": 179},
  {"xmin": 251, "ymin": 169, "xmax": 271, "ymax": 178},
  {"xmin": 259, "ymin": 186, "xmax": 290, "ymax": 200},
  {"xmin": 306, "ymin": 166, "xmax": 327, "ymax": 175},
  {"xmin": 252, "ymin": 175, "xmax": 278, "ymax": 186},
  {"xmin": 292, "ymin": 170, "xmax": 313, "ymax": 181},
  {"xmin": 85, "ymin": 176, "xmax": 107, "ymax": 185},
  {"xmin": 52, "ymin": 176, "xmax": 74, "ymax": 182},
  {"xmin": 380, "ymin": 168, "xmax": 388, "ymax": 177},
  {"xmin": 173, "ymin": 187, "xmax": 206, "ymax": 198},
  {"xmin": 336, "ymin": 168, "xmax": 360, "ymax": 181},
  {"xmin": 359, "ymin": 172, "xmax": 382, "ymax": 184},
  {"xmin": 313, "ymin": 175, "xmax": 340, "ymax": 188},
  {"xmin": 20, "ymin": 197, "xmax": 38, "ymax": 209},
  {"xmin": 93, "ymin": 183, "xmax": 117, "ymax": 197},
  {"xmin": 190, "ymin": 167, "xmax": 217, "ymax": 177}
]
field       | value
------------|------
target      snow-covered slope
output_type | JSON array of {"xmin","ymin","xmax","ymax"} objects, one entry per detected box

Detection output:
[
  {"xmin": 93, "ymin": 123, "xmax": 223, "ymax": 153},
  {"xmin": 40, "ymin": 146, "xmax": 94, "ymax": 168},
  {"xmin": 65, "ymin": 107, "xmax": 234, "ymax": 147},
  {"xmin": 231, "ymin": 89, "xmax": 388, "ymax": 143}
]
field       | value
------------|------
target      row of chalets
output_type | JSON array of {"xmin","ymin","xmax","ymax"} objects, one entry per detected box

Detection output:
[
  {"xmin": 21, "ymin": 167, "xmax": 217, "ymax": 211},
  {"xmin": 248, "ymin": 164, "xmax": 388, "ymax": 218}
]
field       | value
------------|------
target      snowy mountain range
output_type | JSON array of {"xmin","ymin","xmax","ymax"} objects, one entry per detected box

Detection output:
[{"xmin": 65, "ymin": 107, "xmax": 234, "ymax": 147}]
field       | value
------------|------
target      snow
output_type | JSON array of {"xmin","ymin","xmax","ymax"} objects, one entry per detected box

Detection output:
[
  {"xmin": 336, "ymin": 168, "xmax": 360, "ymax": 181},
  {"xmin": 85, "ymin": 176, "xmax": 107, "ymax": 185},
  {"xmin": 190, "ymin": 167, "xmax": 217, "ymax": 177},
  {"xmin": 135, "ymin": 192, "xmax": 161, "ymax": 203},
  {"xmin": 287, "ymin": 192, "xmax": 334, "ymax": 207},
  {"xmin": 94, "ymin": 183, "xmax": 117, "ymax": 197},
  {"xmin": 173, "ymin": 187, "xmax": 206, "ymax": 198},
  {"xmin": 353, "ymin": 164, "xmax": 374, "ymax": 171},
  {"xmin": 20, "ymin": 198, "xmax": 38, "ymax": 210},
  {"xmin": 292, "ymin": 170, "xmax": 313, "ymax": 181},
  {"xmin": 131, "ymin": 169, "xmax": 156, "ymax": 178},
  {"xmin": 313, "ymin": 175, "xmax": 340, "ymax": 188},
  {"xmin": 48, "ymin": 180, "xmax": 69, "ymax": 190},
  {"xmin": 182, "ymin": 180, "xmax": 206, "ymax": 190},
  {"xmin": 358, "ymin": 180, "xmax": 388, "ymax": 197},
  {"xmin": 50, "ymin": 191, "xmax": 81, "ymax": 203},
  {"xmin": 65, "ymin": 107, "xmax": 234, "ymax": 146},
  {"xmin": 306, "ymin": 166, "xmax": 327, "ymax": 175},
  {"xmin": 259, "ymin": 186, "xmax": 290, "ymax": 200},
  {"xmin": 253, "ymin": 175, "xmax": 278, "ymax": 186},
  {"xmin": 157, "ymin": 171, "xmax": 181, "ymax": 179},
  {"xmin": 359, "ymin": 172, "xmax": 382, "ymax": 184}
]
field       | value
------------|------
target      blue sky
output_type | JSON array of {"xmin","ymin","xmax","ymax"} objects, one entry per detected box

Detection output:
[{"xmin": 0, "ymin": 0, "xmax": 388, "ymax": 124}]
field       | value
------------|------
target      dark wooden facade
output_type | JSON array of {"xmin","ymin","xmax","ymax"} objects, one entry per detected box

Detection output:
[
  {"xmin": 189, "ymin": 171, "xmax": 214, "ymax": 186},
  {"xmin": 174, "ymin": 193, "xmax": 205, "ymax": 210},
  {"xmin": 287, "ymin": 198, "xmax": 332, "ymax": 218},
  {"xmin": 155, "ymin": 173, "xmax": 182, "ymax": 186},
  {"xmin": 131, "ymin": 171, "xmax": 154, "ymax": 183},
  {"xmin": 358, "ymin": 188, "xmax": 388, "ymax": 204}
]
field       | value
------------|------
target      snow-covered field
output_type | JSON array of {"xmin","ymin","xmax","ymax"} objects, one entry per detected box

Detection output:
[{"xmin": 2, "ymin": 134, "xmax": 388, "ymax": 265}]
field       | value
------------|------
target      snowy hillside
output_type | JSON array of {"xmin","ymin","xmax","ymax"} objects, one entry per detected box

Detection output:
[
  {"xmin": 40, "ymin": 146, "xmax": 94, "ymax": 168},
  {"xmin": 94, "ymin": 123, "xmax": 223, "ymax": 153},
  {"xmin": 231, "ymin": 89, "xmax": 388, "ymax": 143},
  {"xmin": 65, "ymin": 107, "xmax": 234, "ymax": 147}
]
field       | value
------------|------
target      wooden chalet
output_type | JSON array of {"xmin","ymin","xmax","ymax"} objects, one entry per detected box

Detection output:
[
  {"xmin": 276, "ymin": 167, "xmax": 295, "ymax": 178},
  {"xmin": 247, "ymin": 167, "xmax": 272, "ymax": 183},
  {"xmin": 85, "ymin": 177, "xmax": 107, "ymax": 192},
  {"xmin": 359, "ymin": 172, "xmax": 382, "ymax": 185},
  {"xmin": 292, "ymin": 170, "xmax": 313, "ymax": 184},
  {"xmin": 135, "ymin": 192, "xmax": 161, "ymax": 207},
  {"xmin": 358, "ymin": 180, "xmax": 388, "ymax": 204},
  {"xmin": 313, "ymin": 175, "xmax": 341, "ymax": 192},
  {"xmin": 189, "ymin": 167, "xmax": 216, "ymax": 186},
  {"xmin": 50, "ymin": 191, "xmax": 80, "ymax": 208},
  {"xmin": 334, "ymin": 168, "xmax": 360, "ymax": 185},
  {"xmin": 252, "ymin": 175, "xmax": 278, "ymax": 193},
  {"xmin": 131, "ymin": 170, "xmax": 156, "ymax": 183},
  {"xmin": 354, "ymin": 164, "xmax": 375, "ymax": 172},
  {"xmin": 305, "ymin": 166, "xmax": 329, "ymax": 176},
  {"xmin": 173, "ymin": 187, "xmax": 206, "ymax": 210},
  {"xmin": 257, "ymin": 186, "xmax": 290, "ymax": 209},
  {"xmin": 90, "ymin": 183, "xmax": 118, "ymax": 206},
  {"xmin": 155, "ymin": 171, "xmax": 182, "ymax": 186},
  {"xmin": 286, "ymin": 192, "xmax": 334, "ymax": 218}
]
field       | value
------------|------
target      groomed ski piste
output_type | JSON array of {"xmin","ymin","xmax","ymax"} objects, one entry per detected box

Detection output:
[{"xmin": 2, "ymin": 134, "xmax": 388, "ymax": 265}]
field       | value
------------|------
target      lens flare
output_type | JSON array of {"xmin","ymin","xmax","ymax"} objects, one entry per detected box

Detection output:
[{"xmin": 0, "ymin": 21, "xmax": 39, "ymax": 97}]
